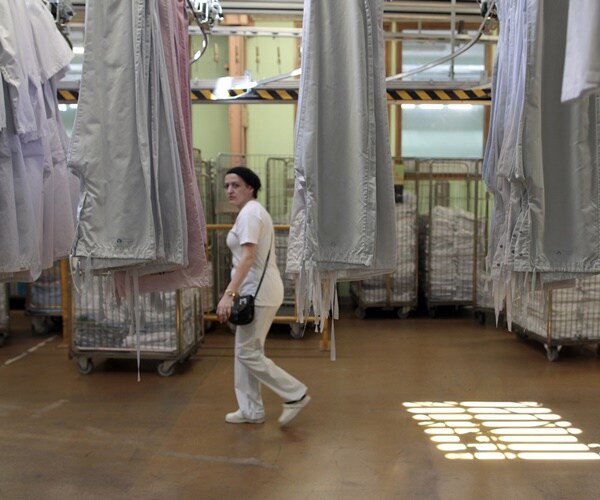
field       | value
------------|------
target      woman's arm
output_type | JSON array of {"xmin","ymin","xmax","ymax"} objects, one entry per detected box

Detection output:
[{"xmin": 216, "ymin": 243, "xmax": 257, "ymax": 323}]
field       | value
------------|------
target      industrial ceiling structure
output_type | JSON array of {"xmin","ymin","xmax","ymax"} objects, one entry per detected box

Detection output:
[{"xmin": 57, "ymin": 0, "xmax": 496, "ymax": 104}]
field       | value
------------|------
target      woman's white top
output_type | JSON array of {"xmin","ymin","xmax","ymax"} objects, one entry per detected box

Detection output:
[{"xmin": 226, "ymin": 199, "xmax": 284, "ymax": 307}]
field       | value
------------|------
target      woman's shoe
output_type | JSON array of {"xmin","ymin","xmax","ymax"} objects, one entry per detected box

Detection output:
[
  {"xmin": 225, "ymin": 409, "xmax": 265, "ymax": 424},
  {"xmin": 278, "ymin": 395, "xmax": 311, "ymax": 426}
]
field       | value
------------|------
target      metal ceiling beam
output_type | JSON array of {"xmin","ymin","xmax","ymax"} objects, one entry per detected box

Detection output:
[
  {"xmin": 71, "ymin": 1, "xmax": 485, "ymax": 23},
  {"xmin": 218, "ymin": 1, "xmax": 484, "ymax": 22}
]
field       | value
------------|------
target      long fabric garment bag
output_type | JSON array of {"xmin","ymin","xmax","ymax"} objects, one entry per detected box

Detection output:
[
  {"xmin": 561, "ymin": 0, "xmax": 600, "ymax": 103},
  {"xmin": 287, "ymin": 0, "xmax": 396, "ymax": 336},
  {"xmin": 484, "ymin": 0, "xmax": 600, "ymax": 323},
  {"xmin": 68, "ymin": 0, "xmax": 187, "ymax": 274},
  {"xmin": 115, "ymin": 0, "xmax": 209, "ymax": 294},
  {"xmin": 512, "ymin": 0, "xmax": 600, "ymax": 280}
]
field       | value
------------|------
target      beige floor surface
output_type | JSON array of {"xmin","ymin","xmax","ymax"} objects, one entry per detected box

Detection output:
[{"xmin": 2, "ymin": 308, "xmax": 600, "ymax": 499}]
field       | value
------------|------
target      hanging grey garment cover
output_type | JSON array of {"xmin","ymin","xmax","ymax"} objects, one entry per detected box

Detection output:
[
  {"xmin": 68, "ymin": 0, "xmax": 187, "ymax": 273},
  {"xmin": 561, "ymin": 0, "xmax": 600, "ymax": 103},
  {"xmin": 511, "ymin": 0, "xmax": 600, "ymax": 278},
  {"xmin": 287, "ymin": 0, "xmax": 396, "ymax": 325},
  {"xmin": 484, "ymin": 0, "xmax": 600, "ymax": 323},
  {"xmin": 114, "ymin": 0, "xmax": 209, "ymax": 294}
]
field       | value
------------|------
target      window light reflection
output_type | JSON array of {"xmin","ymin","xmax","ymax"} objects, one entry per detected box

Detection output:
[{"xmin": 405, "ymin": 402, "xmax": 600, "ymax": 461}]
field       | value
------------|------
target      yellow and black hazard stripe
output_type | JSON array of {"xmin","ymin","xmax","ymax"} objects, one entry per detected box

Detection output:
[
  {"xmin": 57, "ymin": 89, "xmax": 79, "ymax": 103},
  {"xmin": 57, "ymin": 86, "xmax": 489, "ymax": 103},
  {"xmin": 190, "ymin": 88, "xmax": 299, "ymax": 102},
  {"xmin": 386, "ymin": 88, "xmax": 491, "ymax": 102}
]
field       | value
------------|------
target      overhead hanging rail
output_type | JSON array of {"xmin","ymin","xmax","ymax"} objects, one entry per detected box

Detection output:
[
  {"xmin": 214, "ymin": 1, "xmax": 484, "ymax": 23},
  {"xmin": 47, "ymin": 0, "xmax": 75, "ymax": 49},
  {"xmin": 67, "ymin": 0, "xmax": 487, "ymax": 25},
  {"xmin": 386, "ymin": 0, "xmax": 497, "ymax": 82}
]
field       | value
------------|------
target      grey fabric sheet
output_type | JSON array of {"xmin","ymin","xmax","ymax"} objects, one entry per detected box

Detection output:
[
  {"xmin": 287, "ymin": 0, "xmax": 396, "ymax": 323},
  {"xmin": 115, "ymin": 0, "xmax": 209, "ymax": 294},
  {"xmin": 484, "ymin": 0, "xmax": 600, "ymax": 324},
  {"xmin": 562, "ymin": 0, "xmax": 600, "ymax": 103},
  {"xmin": 69, "ymin": 0, "xmax": 187, "ymax": 273},
  {"xmin": 350, "ymin": 192, "xmax": 418, "ymax": 306}
]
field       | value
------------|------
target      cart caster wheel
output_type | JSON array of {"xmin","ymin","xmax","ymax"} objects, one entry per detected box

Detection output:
[
  {"xmin": 354, "ymin": 307, "xmax": 366, "ymax": 319},
  {"xmin": 31, "ymin": 316, "xmax": 50, "ymax": 335},
  {"xmin": 474, "ymin": 310, "xmax": 486, "ymax": 325},
  {"xmin": 158, "ymin": 361, "xmax": 175, "ymax": 377},
  {"xmin": 428, "ymin": 307, "xmax": 438, "ymax": 318},
  {"xmin": 596, "ymin": 344, "xmax": 600, "ymax": 357},
  {"xmin": 290, "ymin": 322, "xmax": 304, "ymax": 339},
  {"xmin": 396, "ymin": 307, "xmax": 410, "ymax": 319},
  {"xmin": 203, "ymin": 320, "xmax": 214, "ymax": 332},
  {"xmin": 545, "ymin": 345, "xmax": 560, "ymax": 362},
  {"xmin": 77, "ymin": 358, "xmax": 93, "ymax": 375},
  {"xmin": 516, "ymin": 331, "xmax": 528, "ymax": 342}
]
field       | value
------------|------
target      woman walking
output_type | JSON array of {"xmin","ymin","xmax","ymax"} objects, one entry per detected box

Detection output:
[{"xmin": 216, "ymin": 166, "xmax": 310, "ymax": 426}]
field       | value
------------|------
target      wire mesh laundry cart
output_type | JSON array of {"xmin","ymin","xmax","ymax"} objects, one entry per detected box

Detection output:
[
  {"xmin": 416, "ymin": 158, "xmax": 485, "ymax": 317},
  {"xmin": 209, "ymin": 153, "xmax": 309, "ymax": 338},
  {"xmin": 69, "ymin": 273, "xmax": 203, "ymax": 376},
  {"xmin": 0, "ymin": 283, "xmax": 9, "ymax": 346},
  {"xmin": 350, "ymin": 158, "xmax": 419, "ymax": 319},
  {"xmin": 511, "ymin": 276, "xmax": 600, "ymax": 362},
  {"xmin": 193, "ymin": 149, "xmax": 216, "ymax": 326},
  {"xmin": 25, "ymin": 260, "xmax": 63, "ymax": 334}
]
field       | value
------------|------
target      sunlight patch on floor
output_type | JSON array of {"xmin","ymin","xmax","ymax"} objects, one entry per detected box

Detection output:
[{"xmin": 405, "ymin": 401, "xmax": 600, "ymax": 460}]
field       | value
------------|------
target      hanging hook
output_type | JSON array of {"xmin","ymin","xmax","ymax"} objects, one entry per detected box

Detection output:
[
  {"xmin": 48, "ymin": 0, "xmax": 74, "ymax": 50},
  {"xmin": 188, "ymin": 0, "xmax": 224, "ymax": 65}
]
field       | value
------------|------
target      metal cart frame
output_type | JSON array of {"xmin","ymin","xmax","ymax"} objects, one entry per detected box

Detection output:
[
  {"xmin": 350, "ymin": 158, "xmax": 419, "ymax": 319},
  {"xmin": 68, "ymin": 273, "xmax": 203, "ymax": 376},
  {"xmin": 25, "ymin": 260, "xmax": 64, "ymax": 334},
  {"xmin": 415, "ymin": 158, "xmax": 483, "ymax": 317},
  {"xmin": 512, "ymin": 279, "xmax": 600, "ymax": 362},
  {"xmin": 0, "ymin": 283, "xmax": 9, "ymax": 347}
]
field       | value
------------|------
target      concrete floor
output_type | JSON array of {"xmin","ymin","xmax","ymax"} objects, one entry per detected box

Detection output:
[{"xmin": 2, "ymin": 308, "xmax": 600, "ymax": 499}]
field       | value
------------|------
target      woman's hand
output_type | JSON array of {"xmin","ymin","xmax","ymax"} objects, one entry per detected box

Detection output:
[{"xmin": 216, "ymin": 294, "xmax": 234, "ymax": 323}]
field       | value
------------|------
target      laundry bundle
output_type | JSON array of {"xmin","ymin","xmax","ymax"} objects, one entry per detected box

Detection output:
[
  {"xmin": 512, "ymin": 275, "xmax": 600, "ymax": 342},
  {"xmin": 350, "ymin": 192, "xmax": 418, "ymax": 306},
  {"xmin": 73, "ymin": 275, "xmax": 198, "ymax": 353},
  {"xmin": 484, "ymin": 0, "xmax": 600, "ymax": 326},
  {"xmin": 421, "ymin": 206, "xmax": 482, "ymax": 305},
  {"xmin": 68, "ymin": 0, "xmax": 209, "ymax": 294},
  {"xmin": 287, "ymin": 0, "xmax": 397, "ymax": 343},
  {"xmin": 0, "ymin": 0, "xmax": 79, "ymax": 282}
]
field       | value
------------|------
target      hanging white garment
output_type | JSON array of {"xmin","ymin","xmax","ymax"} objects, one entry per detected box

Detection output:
[
  {"xmin": 0, "ymin": 0, "xmax": 37, "ymax": 141},
  {"xmin": 69, "ymin": 0, "xmax": 187, "ymax": 274},
  {"xmin": 561, "ymin": 0, "xmax": 600, "ymax": 103},
  {"xmin": 26, "ymin": 0, "xmax": 78, "ymax": 266},
  {"xmin": 0, "ymin": 0, "xmax": 75, "ymax": 281},
  {"xmin": 287, "ymin": 0, "xmax": 396, "ymax": 326}
]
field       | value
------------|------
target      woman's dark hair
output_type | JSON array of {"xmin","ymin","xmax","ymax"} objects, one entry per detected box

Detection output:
[{"xmin": 226, "ymin": 166, "xmax": 261, "ymax": 198}]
